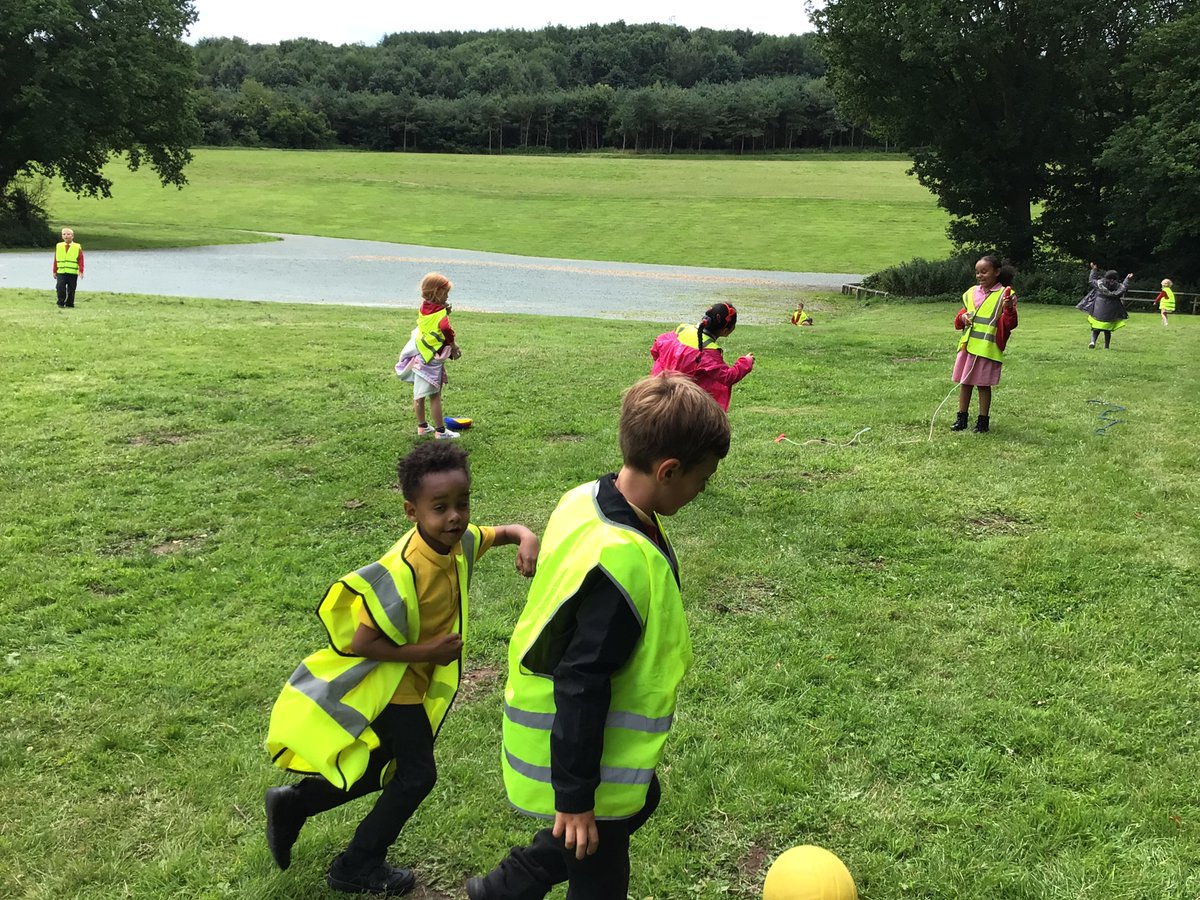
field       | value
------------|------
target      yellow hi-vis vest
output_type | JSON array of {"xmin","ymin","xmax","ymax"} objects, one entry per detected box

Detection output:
[
  {"xmin": 266, "ymin": 524, "xmax": 482, "ymax": 790},
  {"xmin": 501, "ymin": 481, "xmax": 692, "ymax": 820},
  {"xmin": 56, "ymin": 242, "xmax": 81, "ymax": 274},
  {"xmin": 1160, "ymin": 287, "xmax": 1176, "ymax": 312},
  {"xmin": 416, "ymin": 309, "xmax": 449, "ymax": 363},
  {"xmin": 674, "ymin": 323, "xmax": 720, "ymax": 353},
  {"xmin": 957, "ymin": 287, "xmax": 1006, "ymax": 363}
]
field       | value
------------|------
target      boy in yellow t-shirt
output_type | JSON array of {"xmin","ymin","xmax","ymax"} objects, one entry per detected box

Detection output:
[{"xmin": 265, "ymin": 442, "xmax": 539, "ymax": 896}]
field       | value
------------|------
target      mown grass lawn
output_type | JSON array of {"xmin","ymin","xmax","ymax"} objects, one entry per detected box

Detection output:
[
  {"xmin": 1, "ymin": 289, "xmax": 1197, "ymax": 899},
  {"xmin": 44, "ymin": 149, "xmax": 952, "ymax": 273}
]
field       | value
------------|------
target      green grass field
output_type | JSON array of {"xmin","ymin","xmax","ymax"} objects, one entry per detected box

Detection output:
[
  {"xmin": 2, "ymin": 288, "xmax": 1197, "ymax": 899},
  {"xmin": 44, "ymin": 149, "xmax": 953, "ymax": 272}
]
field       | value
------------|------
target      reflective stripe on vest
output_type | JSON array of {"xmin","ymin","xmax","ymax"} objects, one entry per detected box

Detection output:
[
  {"xmin": 266, "ymin": 524, "xmax": 482, "ymax": 789},
  {"xmin": 957, "ymin": 287, "xmax": 1005, "ymax": 363},
  {"xmin": 416, "ymin": 310, "xmax": 448, "ymax": 363},
  {"xmin": 56, "ymin": 242, "xmax": 81, "ymax": 274},
  {"xmin": 501, "ymin": 480, "xmax": 692, "ymax": 820}
]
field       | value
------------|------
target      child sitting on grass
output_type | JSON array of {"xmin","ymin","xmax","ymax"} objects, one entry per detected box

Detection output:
[
  {"xmin": 264, "ymin": 442, "xmax": 539, "ymax": 896},
  {"xmin": 790, "ymin": 300, "xmax": 814, "ymax": 326}
]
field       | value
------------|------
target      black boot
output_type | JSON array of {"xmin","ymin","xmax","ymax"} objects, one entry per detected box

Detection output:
[
  {"xmin": 326, "ymin": 854, "xmax": 416, "ymax": 895},
  {"xmin": 972, "ymin": 415, "xmax": 990, "ymax": 433},
  {"xmin": 949, "ymin": 410, "xmax": 969, "ymax": 432},
  {"xmin": 265, "ymin": 785, "xmax": 307, "ymax": 871}
]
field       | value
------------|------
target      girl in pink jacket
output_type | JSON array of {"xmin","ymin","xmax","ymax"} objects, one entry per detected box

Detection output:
[{"xmin": 649, "ymin": 302, "xmax": 755, "ymax": 411}]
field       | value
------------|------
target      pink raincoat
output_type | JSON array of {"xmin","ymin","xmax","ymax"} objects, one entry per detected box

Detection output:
[{"xmin": 650, "ymin": 325, "xmax": 754, "ymax": 411}]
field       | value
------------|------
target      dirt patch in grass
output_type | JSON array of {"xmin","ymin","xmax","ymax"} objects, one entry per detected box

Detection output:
[
  {"xmin": 101, "ymin": 534, "xmax": 148, "ymax": 556},
  {"xmin": 738, "ymin": 841, "xmax": 771, "ymax": 879},
  {"xmin": 966, "ymin": 510, "xmax": 1030, "ymax": 533},
  {"xmin": 459, "ymin": 664, "xmax": 502, "ymax": 702},
  {"xmin": 548, "ymin": 433, "xmax": 585, "ymax": 443},
  {"xmin": 151, "ymin": 534, "xmax": 210, "ymax": 555},
  {"xmin": 127, "ymin": 431, "xmax": 191, "ymax": 446},
  {"xmin": 409, "ymin": 886, "xmax": 454, "ymax": 900},
  {"xmin": 850, "ymin": 555, "xmax": 887, "ymax": 569}
]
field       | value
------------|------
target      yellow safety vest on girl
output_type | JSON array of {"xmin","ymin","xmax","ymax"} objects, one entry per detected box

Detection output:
[
  {"xmin": 416, "ymin": 309, "xmax": 449, "ymax": 363},
  {"xmin": 957, "ymin": 287, "xmax": 1006, "ymax": 363}
]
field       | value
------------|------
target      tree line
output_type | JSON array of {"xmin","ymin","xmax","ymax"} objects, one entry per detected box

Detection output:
[{"xmin": 190, "ymin": 25, "xmax": 866, "ymax": 153}]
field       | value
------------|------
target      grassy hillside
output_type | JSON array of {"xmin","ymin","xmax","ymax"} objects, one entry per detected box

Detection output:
[{"xmin": 46, "ymin": 149, "xmax": 952, "ymax": 272}]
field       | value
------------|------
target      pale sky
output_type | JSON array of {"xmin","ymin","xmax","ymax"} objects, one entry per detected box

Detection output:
[{"xmin": 186, "ymin": 0, "xmax": 814, "ymax": 45}]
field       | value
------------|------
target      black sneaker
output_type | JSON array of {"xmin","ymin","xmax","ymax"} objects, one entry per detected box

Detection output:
[
  {"xmin": 264, "ymin": 786, "xmax": 306, "ymax": 871},
  {"xmin": 949, "ymin": 411, "xmax": 969, "ymax": 432},
  {"xmin": 56, "ymin": 301, "xmax": 66, "ymax": 308},
  {"xmin": 972, "ymin": 415, "xmax": 990, "ymax": 433},
  {"xmin": 327, "ymin": 857, "xmax": 416, "ymax": 896},
  {"xmin": 466, "ymin": 877, "xmax": 490, "ymax": 900}
]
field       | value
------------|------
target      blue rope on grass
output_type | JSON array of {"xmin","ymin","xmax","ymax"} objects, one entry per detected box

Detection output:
[{"xmin": 1086, "ymin": 399, "xmax": 1126, "ymax": 435}]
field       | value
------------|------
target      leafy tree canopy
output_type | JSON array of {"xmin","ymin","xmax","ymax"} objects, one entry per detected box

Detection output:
[
  {"xmin": 0, "ymin": 0, "xmax": 199, "ymax": 198},
  {"xmin": 814, "ymin": 0, "xmax": 1186, "ymax": 264}
]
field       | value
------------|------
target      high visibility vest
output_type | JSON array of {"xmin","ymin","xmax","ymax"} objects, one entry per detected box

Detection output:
[
  {"xmin": 266, "ymin": 524, "xmax": 482, "ymax": 790},
  {"xmin": 1160, "ymin": 288, "xmax": 1176, "ymax": 312},
  {"xmin": 56, "ymin": 242, "xmax": 81, "ymax": 274},
  {"xmin": 416, "ymin": 310, "xmax": 449, "ymax": 363},
  {"xmin": 674, "ymin": 323, "xmax": 720, "ymax": 353},
  {"xmin": 957, "ymin": 287, "xmax": 1006, "ymax": 363},
  {"xmin": 501, "ymin": 481, "xmax": 692, "ymax": 820}
]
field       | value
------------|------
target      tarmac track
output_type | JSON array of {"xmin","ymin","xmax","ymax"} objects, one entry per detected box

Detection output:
[{"xmin": 0, "ymin": 233, "xmax": 862, "ymax": 323}]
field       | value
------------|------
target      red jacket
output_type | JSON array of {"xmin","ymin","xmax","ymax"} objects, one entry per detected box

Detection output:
[{"xmin": 650, "ymin": 327, "xmax": 753, "ymax": 411}]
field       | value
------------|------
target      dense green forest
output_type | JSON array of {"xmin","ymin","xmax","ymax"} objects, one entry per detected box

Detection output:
[{"xmin": 190, "ymin": 24, "xmax": 865, "ymax": 153}]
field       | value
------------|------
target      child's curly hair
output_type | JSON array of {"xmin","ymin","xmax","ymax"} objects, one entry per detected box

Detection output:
[{"xmin": 397, "ymin": 442, "xmax": 470, "ymax": 501}]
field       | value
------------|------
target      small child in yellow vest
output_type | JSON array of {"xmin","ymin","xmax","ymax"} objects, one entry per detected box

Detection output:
[
  {"xmin": 396, "ymin": 272, "xmax": 462, "ymax": 439},
  {"xmin": 949, "ymin": 254, "xmax": 1018, "ymax": 434},
  {"xmin": 467, "ymin": 374, "xmax": 731, "ymax": 900},
  {"xmin": 52, "ymin": 227, "xmax": 84, "ymax": 308},
  {"xmin": 1155, "ymin": 278, "xmax": 1176, "ymax": 327},
  {"xmin": 790, "ymin": 300, "xmax": 814, "ymax": 326},
  {"xmin": 264, "ymin": 442, "xmax": 538, "ymax": 895}
]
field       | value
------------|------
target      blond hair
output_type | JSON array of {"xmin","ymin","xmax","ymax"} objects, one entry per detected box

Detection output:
[
  {"xmin": 1162, "ymin": 278, "xmax": 1173, "ymax": 288},
  {"xmin": 620, "ymin": 373, "xmax": 731, "ymax": 473},
  {"xmin": 420, "ymin": 272, "xmax": 452, "ymax": 305}
]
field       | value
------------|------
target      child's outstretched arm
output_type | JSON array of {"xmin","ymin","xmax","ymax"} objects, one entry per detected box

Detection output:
[
  {"xmin": 698, "ymin": 352, "xmax": 754, "ymax": 386},
  {"xmin": 492, "ymin": 524, "xmax": 540, "ymax": 576},
  {"xmin": 350, "ymin": 623, "xmax": 463, "ymax": 665}
]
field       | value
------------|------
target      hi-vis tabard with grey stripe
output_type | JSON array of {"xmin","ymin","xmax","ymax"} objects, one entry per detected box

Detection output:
[
  {"xmin": 501, "ymin": 480, "xmax": 692, "ymax": 820},
  {"xmin": 416, "ymin": 310, "xmax": 448, "ymax": 363},
  {"xmin": 266, "ymin": 524, "xmax": 481, "ymax": 790},
  {"xmin": 957, "ymin": 286, "xmax": 1007, "ymax": 363}
]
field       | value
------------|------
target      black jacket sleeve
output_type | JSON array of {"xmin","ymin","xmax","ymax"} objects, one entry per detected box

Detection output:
[{"xmin": 549, "ymin": 567, "xmax": 643, "ymax": 814}]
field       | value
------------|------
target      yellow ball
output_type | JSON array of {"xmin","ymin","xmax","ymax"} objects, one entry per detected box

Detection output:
[{"xmin": 762, "ymin": 845, "xmax": 858, "ymax": 900}]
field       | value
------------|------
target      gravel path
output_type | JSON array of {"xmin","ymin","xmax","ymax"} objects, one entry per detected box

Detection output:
[{"xmin": 1, "ymin": 233, "xmax": 861, "ymax": 322}]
